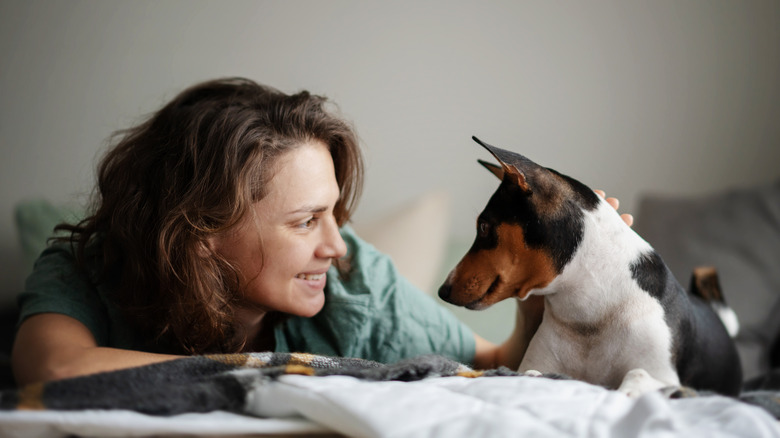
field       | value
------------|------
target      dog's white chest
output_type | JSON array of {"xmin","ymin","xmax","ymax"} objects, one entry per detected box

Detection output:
[
  {"xmin": 523, "ymin": 296, "xmax": 674, "ymax": 388},
  {"xmin": 518, "ymin": 202, "xmax": 679, "ymax": 390}
]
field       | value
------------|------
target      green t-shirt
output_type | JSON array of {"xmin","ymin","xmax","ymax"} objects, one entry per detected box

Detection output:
[{"xmin": 17, "ymin": 226, "xmax": 476, "ymax": 365}]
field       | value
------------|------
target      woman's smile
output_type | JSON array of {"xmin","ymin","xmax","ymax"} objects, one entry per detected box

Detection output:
[{"xmin": 295, "ymin": 272, "xmax": 327, "ymax": 281}]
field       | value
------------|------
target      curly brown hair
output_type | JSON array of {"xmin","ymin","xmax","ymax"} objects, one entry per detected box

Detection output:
[{"xmin": 58, "ymin": 77, "xmax": 364, "ymax": 354}]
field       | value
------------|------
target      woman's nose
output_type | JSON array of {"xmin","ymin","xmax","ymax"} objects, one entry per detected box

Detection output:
[{"xmin": 319, "ymin": 216, "xmax": 347, "ymax": 259}]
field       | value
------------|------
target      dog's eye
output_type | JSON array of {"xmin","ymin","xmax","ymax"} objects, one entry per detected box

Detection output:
[{"xmin": 478, "ymin": 220, "xmax": 490, "ymax": 237}]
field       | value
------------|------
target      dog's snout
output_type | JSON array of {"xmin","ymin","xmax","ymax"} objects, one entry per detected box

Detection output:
[{"xmin": 438, "ymin": 283, "xmax": 452, "ymax": 301}]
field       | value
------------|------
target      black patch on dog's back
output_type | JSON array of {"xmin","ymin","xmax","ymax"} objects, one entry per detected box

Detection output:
[{"xmin": 630, "ymin": 251, "xmax": 668, "ymax": 300}]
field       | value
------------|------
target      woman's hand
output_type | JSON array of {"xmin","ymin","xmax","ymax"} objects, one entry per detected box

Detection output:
[
  {"xmin": 594, "ymin": 189, "xmax": 633, "ymax": 227},
  {"xmin": 473, "ymin": 294, "xmax": 544, "ymax": 370}
]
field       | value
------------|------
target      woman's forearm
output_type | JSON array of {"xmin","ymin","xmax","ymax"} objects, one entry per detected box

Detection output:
[
  {"xmin": 473, "ymin": 295, "xmax": 544, "ymax": 370},
  {"xmin": 12, "ymin": 313, "xmax": 181, "ymax": 386}
]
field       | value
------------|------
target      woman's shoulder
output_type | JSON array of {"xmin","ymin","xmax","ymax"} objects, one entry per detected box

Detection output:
[
  {"xmin": 327, "ymin": 226, "xmax": 420, "ymax": 303},
  {"xmin": 323, "ymin": 226, "xmax": 461, "ymax": 330},
  {"xmin": 32, "ymin": 238, "xmax": 104, "ymax": 280}
]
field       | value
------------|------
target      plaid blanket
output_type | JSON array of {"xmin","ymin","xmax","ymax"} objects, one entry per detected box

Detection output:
[{"xmin": 1, "ymin": 353, "xmax": 779, "ymax": 421}]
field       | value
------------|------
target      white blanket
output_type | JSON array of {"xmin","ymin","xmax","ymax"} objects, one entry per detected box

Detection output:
[{"xmin": 3, "ymin": 373, "xmax": 778, "ymax": 438}]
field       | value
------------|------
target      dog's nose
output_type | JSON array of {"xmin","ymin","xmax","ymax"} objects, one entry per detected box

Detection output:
[{"xmin": 438, "ymin": 283, "xmax": 452, "ymax": 301}]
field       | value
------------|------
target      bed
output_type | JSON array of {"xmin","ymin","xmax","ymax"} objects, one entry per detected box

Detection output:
[
  {"xmin": 1, "ymin": 353, "xmax": 779, "ymax": 437},
  {"xmin": 2, "ymin": 182, "xmax": 779, "ymax": 437}
]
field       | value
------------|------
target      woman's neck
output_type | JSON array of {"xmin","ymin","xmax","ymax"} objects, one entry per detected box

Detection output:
[{"xmin": 234, "ymin": 306, "xmax": 276, "ymax": 352}]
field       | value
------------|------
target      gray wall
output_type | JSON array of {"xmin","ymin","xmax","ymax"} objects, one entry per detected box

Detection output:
[{"xmin": 1, "ymin": 0, "xmax": 779, "ymax": 306}]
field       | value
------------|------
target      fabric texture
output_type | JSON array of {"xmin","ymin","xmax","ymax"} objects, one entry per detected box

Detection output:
[
  {"xmin": 1, "ymin": 353, "xmax": 778, "ymax": 438},
  {"xmin": 15, "ymin": 223, "xmax": 475, "ymax": 364}
]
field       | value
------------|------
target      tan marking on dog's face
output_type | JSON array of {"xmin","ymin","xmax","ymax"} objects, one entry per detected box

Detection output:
[{"xmin": 444, "ymin": 223, "xmax": 558, "ymax": 309}]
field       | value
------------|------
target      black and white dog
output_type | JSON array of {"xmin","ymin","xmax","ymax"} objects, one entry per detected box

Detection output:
[{"xmin": 439, "ymin": 137, "xmax": 742, "ymax": 397}]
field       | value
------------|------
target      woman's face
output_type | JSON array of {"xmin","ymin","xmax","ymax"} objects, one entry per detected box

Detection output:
[{"xmin": 211, "ymin": 140, "xmax": 347, "ymax": 318}]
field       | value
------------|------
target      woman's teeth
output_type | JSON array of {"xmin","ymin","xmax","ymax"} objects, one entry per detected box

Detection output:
[{"xmin": 296, "ymin": 273, "xmax": 325, "ymax": 281}]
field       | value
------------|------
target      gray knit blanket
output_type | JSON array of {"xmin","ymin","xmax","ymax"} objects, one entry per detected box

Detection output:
[{"xmin": 1, "ymin": 353, "xmax": 779, "ymax": 435}]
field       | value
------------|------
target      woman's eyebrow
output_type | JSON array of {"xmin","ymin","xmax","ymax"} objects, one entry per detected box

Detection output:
[{"xmin": 288, "ymin": 205, "xmax": 328, "ymax": 215}]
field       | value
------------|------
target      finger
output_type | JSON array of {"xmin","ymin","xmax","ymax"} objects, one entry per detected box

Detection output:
[
  {"xmin": 594, "ymin": 189, "xmax": 606, "ymax": 198},
  {"xmin": 606, "ymin": 197, "xmax": 619, "ymax": 210},
  {"xmin": 621, "ymin": 213, "xmax": 634, "ymax": 227}
]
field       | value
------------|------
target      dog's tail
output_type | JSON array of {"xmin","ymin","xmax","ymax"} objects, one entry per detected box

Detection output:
[{"xmin": 689, "ymin": 266, "xmax": 740, "ymax": 338}]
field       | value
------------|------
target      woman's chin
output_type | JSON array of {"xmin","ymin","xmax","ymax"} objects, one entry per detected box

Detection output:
[{"xmin": 291, "ymin": 294, "xmax": 326, "ymax": 318}]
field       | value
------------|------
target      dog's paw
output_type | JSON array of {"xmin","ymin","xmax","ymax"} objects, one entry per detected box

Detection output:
[
  {"xmin": 617, "ymin": 368, "xmax": 668, "ymax": 398},
  {"xmin": 665, "ymin": 386, "xmax": 698, "ymax": 399},
  {"xmin": 522, "ymin": 369, "xmax": 543, "ymax": 377}
]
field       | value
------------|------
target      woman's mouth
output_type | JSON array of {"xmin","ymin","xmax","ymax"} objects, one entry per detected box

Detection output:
[{"xmin": 295, "ymin": 273, "xmax": 326, "ymax": 281}]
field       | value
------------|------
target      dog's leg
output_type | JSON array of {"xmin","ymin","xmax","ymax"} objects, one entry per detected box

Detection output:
[
  {"xmin": 517, "ymin": 319, "xmax": 576, "ymax": 377},
  {"xmin": 617, "ymin": 368, "xmax": 677, "ymax": 398}
]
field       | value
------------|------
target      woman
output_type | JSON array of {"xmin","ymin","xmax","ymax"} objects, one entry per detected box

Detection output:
[{"xmin": 12, "ymin": 77, "xmax": 630, "ymax": 385}]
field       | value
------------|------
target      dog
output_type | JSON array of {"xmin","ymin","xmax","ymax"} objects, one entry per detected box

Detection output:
[{"xmin": 438, "ymin": 136, "xmax": 743, "ymax": 397}]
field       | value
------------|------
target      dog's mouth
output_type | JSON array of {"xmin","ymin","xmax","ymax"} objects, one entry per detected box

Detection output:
[{"xmin": 465, "ymin": 275, "xmax": 501, "ymax": 309}]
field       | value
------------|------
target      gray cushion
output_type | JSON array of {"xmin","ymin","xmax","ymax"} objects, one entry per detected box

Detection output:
[{"xmin": 634, "ymin": 180, "xmax": 780, "ymax": 380}]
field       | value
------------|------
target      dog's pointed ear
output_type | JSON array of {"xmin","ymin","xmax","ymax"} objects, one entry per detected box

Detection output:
[
  {"xmin": 506, "ymin": 171, "xmax": 531, "ymax": 193},
  {"xmin": 473, "ymin": 136, "xmax": 532, "ymax": 193},
  {"xmin": 478, "ymin": 159, "xmax": 504, "ymax": 180}
]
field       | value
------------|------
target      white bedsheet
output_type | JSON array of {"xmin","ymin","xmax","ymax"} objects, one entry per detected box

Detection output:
[
  {"xmin": 0, "ymin": 410, "xmax": 330, "ymax": 437},
  {"xmin": 2, "ymin": 373, "xmax": 779, "ymax": 437}
]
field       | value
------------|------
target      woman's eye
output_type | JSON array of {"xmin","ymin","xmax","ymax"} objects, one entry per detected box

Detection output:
[{"xmin": 299, "ymin": 217, "xmax": 317, "ymax": 229}]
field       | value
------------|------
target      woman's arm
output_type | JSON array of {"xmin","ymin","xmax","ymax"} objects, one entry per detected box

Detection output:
[
  {"xmin": 472, "ymin": 295, "xmax": 544, "ymax": 369},
  {"xmin": 12, "ymin": 313, "xmax": 180, "ymax": 386}
]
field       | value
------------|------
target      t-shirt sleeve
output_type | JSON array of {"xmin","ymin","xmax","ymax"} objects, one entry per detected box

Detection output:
[
  {"xmin": 277, "ymin": 226, "xmax": 477, "ymax": 365},
  {"xmin": 16, "ymin": 244, "xmax": 111, "ymax": 345}
]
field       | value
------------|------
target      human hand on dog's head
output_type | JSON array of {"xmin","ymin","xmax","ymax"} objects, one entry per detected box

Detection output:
[{"xmin": 594, "ymin": 189, "xmax": 634, "ymax": 227}]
